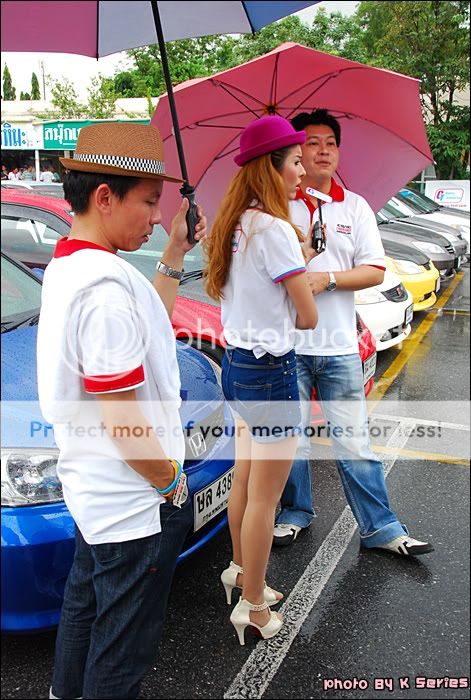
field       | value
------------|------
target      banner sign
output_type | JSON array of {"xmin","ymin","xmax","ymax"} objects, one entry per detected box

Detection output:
[
  {"xmin": 425, "ymin": 180, "xmax": 470, "ymax": 211},
  {"xmin": 1, "ymin": 121, "xmax": 43, "ymax": 149},
  {"xmin": 42, "ymin": 119, "xmax": 149, "ymax": 150}
]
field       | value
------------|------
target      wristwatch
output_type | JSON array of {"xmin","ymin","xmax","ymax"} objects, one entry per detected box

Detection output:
[
  {"xmin": 156, "ymin": 261, "xmax": 184, "ymax": 281},
  {"xmin": 326, "ymin": 272, "xmax": 337, "ymax": 292}
]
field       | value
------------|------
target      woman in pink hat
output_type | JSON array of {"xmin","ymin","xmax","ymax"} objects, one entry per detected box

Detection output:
[{"xmin": 205, "ymin": 114, "xmax": 322, "ymax": 644}]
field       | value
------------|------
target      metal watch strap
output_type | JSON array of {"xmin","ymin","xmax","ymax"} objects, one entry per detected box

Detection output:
[
  {"xmin": 156, "ymin": 261, "xmax": 184, "ymax": 281},
  {"xmin": 327, "ymin": 271, "xmax": 337, "ymax": 291}
]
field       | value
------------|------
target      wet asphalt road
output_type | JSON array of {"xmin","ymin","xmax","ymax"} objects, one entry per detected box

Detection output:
[{"xmin": 1, "ymin": 269, "xmax": 469, "ymax": 700}]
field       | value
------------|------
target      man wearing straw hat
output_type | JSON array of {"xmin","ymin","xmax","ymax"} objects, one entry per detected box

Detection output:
[{"xmin": 37, "ymin": 122, "xmax": 206, "ymax": 699}]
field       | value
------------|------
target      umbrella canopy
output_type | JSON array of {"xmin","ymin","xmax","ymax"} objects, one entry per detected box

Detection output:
[
  {"xmin": 1, "ymin": 1, "xmax": 318, "ymax": 56},
  {"xmin": 2, "ymin": 1, "xmax": 320, "ymax": 230},
  {"xmin": 152, "ymin": 42, "xmax": 433, "ymax": 228}
]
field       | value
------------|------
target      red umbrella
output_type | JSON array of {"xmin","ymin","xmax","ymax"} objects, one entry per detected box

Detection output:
[{"xmin": 152, "ymin": 42, "xmax": 433, "ymax": 229}]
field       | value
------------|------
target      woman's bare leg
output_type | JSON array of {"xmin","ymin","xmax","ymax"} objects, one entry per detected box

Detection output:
[{"xmin": 241, "ymin": 435, "xmax": 298, "ymax": 625}]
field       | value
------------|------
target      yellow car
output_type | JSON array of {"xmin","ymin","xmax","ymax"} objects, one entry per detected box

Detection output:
[{"xmin": 385, "ymin": 256, "xmax": 440, "ymax": 311}]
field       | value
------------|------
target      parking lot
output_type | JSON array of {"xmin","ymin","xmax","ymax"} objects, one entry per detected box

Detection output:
[{"xmin": 1, "ymin": 268, "xmax": 469, "ymax": 700}]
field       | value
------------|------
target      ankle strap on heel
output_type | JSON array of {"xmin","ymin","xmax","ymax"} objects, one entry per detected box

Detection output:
[
  {"xmin": 229, "ymin": 561, "xmax": 243, "ymax": 574},
  {"xmin": 242, "ymin": 598, "xmax": 269, "ymax": 612}
]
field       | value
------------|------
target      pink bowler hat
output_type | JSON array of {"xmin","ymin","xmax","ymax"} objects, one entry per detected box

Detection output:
[{"xmin": 234, "ymin": 114, "xmax": 306, "ymax": 167}]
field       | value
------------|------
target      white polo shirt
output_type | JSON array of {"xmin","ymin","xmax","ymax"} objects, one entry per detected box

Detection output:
[
  {"xmin": 37, "ymin": 238, "xmax": 184, "ymax": 544},
  {"xmin": 290, "ymin": 181, "xmax": 385, "ymax": 356},
  {"xmin": 221, "ymin": 208, "xmax": 306, "ymax": 358}
]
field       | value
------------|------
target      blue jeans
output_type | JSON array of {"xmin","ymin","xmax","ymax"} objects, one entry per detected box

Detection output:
[
  {"xmin": 222, "ymin": 346, "xmax": 301, "ymax": 442},
  {"xmin": 277, "ymin": 353, "xmax": 406, "ymax": 547},
  {"xmin": 51, "ymin": 498, "xmax": 193, "ymax": 699}
]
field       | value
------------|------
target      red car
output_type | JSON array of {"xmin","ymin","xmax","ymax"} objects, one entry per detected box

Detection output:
[{"xmin": 1, "ymin": 188, "xmax": 377, "ymax": 412}]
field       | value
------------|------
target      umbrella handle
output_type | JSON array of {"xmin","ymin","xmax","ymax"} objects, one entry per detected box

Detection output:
[{"xmin": 181, "ymin": 183, "xmax": 199, "ymax": 244}]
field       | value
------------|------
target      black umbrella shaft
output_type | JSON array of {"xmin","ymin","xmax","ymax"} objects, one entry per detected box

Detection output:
[{"xmin": 151, "ymin": 0, "xmax": 190, "ymax": 185}]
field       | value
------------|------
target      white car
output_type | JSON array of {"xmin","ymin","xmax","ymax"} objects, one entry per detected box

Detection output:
[
  {"xmin": 391, "ymin": 194, "xmax": 470, "ymax": 256},
  {"xmin": 399, "ymin": 188, "xmax": 470, "ymax": 256},
  {"xmin": 355, "ymin": 263, "xmax": 413, "ymax": 351}
]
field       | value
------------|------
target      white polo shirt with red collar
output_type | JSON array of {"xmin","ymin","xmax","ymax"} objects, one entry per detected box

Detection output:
[
  {"xmin": 37, "ymin": 238, "xmax": 184, "ymax": 544},
  {"xmin": 289, "ymin": 180, "xmax": 385, "ymax": 356}
]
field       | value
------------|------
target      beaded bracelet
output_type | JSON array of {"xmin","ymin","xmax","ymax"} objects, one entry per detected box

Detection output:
[{"xmin": 155, "ymin": 459, "xmax": 183, "ymax": 495}]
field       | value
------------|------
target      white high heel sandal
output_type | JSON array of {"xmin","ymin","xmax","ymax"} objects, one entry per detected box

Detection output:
[
  {"xmin": 220, "ymin": 561, "xmax": 282, "ymax": 606},
  {"xmin": 230, "ymin": 597, "xmax": 283, "ymax": 646}
]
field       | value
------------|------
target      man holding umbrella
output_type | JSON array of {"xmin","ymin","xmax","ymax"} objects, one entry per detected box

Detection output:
[
  {"xmin": 37, "ymin": 122, "xmax": 206, "ymax": 699},
  {"xmin": 273, "ymin": 109, "xmax": 434, "ymax": 557}
]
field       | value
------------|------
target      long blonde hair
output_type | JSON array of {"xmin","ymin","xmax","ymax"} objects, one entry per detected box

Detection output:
[{"xmin": 204, "ymin": 152, "xmax": 303, "ymax": 300}]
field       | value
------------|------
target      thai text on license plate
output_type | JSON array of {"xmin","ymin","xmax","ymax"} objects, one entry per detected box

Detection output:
[
  {"xmin": 193, "ymin": 467, "xmax": 234, "ymax": 532},
  {"xmin": 363, "ymin": 352, "xmax": 377, "ymax": 385},
  {"xmin": 405, "ymin": 304, "xmax": 413, "ymax": 325}
]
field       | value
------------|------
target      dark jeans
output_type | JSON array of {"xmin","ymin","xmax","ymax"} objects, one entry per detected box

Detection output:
[{"xmin": 51, "ymin": 498, "xmax": 193, "ymax": 699}]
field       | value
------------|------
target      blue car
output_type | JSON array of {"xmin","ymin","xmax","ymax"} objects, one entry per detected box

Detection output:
[{"xmin": 1, "ymin": 253, "xmax": 234, "ymax": 633}]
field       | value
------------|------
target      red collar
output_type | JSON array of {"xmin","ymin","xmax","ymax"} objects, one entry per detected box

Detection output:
[
  {"xmin": 53, "ymin": 237, "xmax": 116, "ymax": 258},
  {"xmin": 295, "ymin": 179, "xmax": 344, "ymax": 222}
]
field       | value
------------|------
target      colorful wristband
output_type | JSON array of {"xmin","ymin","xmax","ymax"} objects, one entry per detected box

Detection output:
[{"xmin": 155, "ymin": 459, "xmax": 183, "ymax": 495}]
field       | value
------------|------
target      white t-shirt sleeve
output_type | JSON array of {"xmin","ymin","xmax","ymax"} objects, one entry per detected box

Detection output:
[
  {"xmin": 259, "ymin": 218, "xmax": 306, "ymax": 284},
  {"xmin": 353, "ymin": 198, "xmax": 386, "ymax": 269},
  {"xmin": 76, "ymin": 280, "xmax": 146, "ymax": 394}
]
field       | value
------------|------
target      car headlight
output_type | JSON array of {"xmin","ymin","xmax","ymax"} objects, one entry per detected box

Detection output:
[
  {"xmin": 391, "ymin": 259, "xmax": 422, "ymax": 275},
  {"xmin": 413, "ymin": 241, "xmax": 444, "ymax": 255},
  {"xmin": 449, "ymin": 223, "xmax": 470, "ymax": 236},
  {"xmin": 1, "ymin": 449, "xmax": 63, "ymax": 506},
  {"xmin": 355, "ymin": 287, "xmax": 386, "ymax": 304}
]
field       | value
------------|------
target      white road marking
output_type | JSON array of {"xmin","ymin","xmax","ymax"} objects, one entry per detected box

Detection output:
[
  {"xmin": 223, "ymin": 421, "xmax": 413, "ymax": 699},
  {"xmin": 372, "ymin": 413, "xmax": 470, "ymax": 431}
]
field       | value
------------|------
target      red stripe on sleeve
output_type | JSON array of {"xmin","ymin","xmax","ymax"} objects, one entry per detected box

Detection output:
[{"xmin": 83, "ymin": 366, "xmax": 145, "ymax": 394}]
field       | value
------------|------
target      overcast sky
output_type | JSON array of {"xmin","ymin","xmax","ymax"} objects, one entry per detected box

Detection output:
[{"xmin": 1, "ymin": 1, "xmax": 358, "ymax": 101}]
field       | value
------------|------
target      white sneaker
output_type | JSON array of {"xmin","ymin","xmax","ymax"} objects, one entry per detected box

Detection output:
[
  {"xmin": 273, "ymin": 523, "xmax": 302, "ymax": 547},
  {"xmin": 375, "ymin": 535, "xmax": 434, "ymax": 556}
]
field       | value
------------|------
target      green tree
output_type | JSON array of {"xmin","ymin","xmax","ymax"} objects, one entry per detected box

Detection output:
[
  {"xmin": 113, "ymin": 34, "xmax": 238, "ymax": 97},
  {"xmin": 20, "ymin": 91, "xmax": 31, "ymax": 100},
  {"xmin": 86, "ymin": 74, "xmax": 117, "ymax": 119},
  {"xmin": 49, "ymin": 77, "xmax": 86, "ymax": 118},
  {"xmin": 3, "ymin": 64, "xmax": 16, "ymax": 100},
  {"xmin": 31, "ymin": 72, "xmax": 41, "ymax": 100},
  {"xmin": 358, "ymin": 0, "xmax": 470, "ymax": 178}
]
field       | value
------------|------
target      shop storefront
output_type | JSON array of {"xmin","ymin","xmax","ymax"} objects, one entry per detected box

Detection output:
[
  {"xmin": 1, "ymin": 121, "xmax": 44, "ymax": 178},
  {"xmin": 1, "ymin": 118, "xmax": 149, "ymax": 181}
]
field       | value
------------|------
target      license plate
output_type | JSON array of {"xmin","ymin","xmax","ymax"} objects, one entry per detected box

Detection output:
[
  {"xmin": 193, "ymin": 466, "xmax": 234, "ymax": 532},
  {"xmin": 435, "ymin": 276, "xmax": 441, "ymax": 293},
  {"xmin": 363, "ymin": 352, "xmax": 377, "ymax": 385},
  {"xmin": 405, "ymin": 304, "xmax": 413, "ymax": 325}
]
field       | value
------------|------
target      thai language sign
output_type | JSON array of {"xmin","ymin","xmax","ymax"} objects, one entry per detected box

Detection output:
[
  {"xmin": 42, "ymin": 120, "xmax": 149, "ymax": 149},
  {"xmin": 1, "ymin": 121, "xmax": 43, "ymax": 149}
]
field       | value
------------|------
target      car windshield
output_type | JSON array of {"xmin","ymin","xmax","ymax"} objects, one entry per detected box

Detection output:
[
  {"xmin": 118, "ymin": 224, "xmax": 205, "ymax": 280},
  {"xmin": 399, "ymin": 188, "xmax": 439, "ymax": 213},
  {"xmin": 382, "ymin": 200, "xmax": 409, "ymax": 220},
  {"xmin": 1, "ymin": 256, "xmax": 42, "ymax": 332}
]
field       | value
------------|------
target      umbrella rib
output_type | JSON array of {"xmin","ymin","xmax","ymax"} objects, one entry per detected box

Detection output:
[
  {"xmin": 211, "ymin": 79, "xmax": 272, "ymax": 112},
  {"xmin": 270, "ymin": 54, "xmax": 279, "ymax": 109},
  {"xmin": 213, "ymin": 83, "xmax": 260, "ymax": 118}
]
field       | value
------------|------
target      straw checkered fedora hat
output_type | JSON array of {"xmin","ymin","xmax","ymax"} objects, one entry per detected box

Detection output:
[{"xmin": 60, "ymin": 122, "xmax": 182, "ymax": 183}]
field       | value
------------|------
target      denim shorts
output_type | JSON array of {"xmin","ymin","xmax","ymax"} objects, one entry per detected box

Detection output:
[{"xmin": 221, "ymin": 346, "xmax": 301, "ymax": 443}]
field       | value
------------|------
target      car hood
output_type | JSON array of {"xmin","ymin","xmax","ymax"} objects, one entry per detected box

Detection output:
[
  {"xmin": 377, "ymin": 221, "xmax": 454, "ymax": 251},
  {"xmin": 1, "ymin": 326, "xmax": 223, "ymax": 447},
  {"xmin": 380, "ymin": 236, "xmax": 430, "ymax": 265}
]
